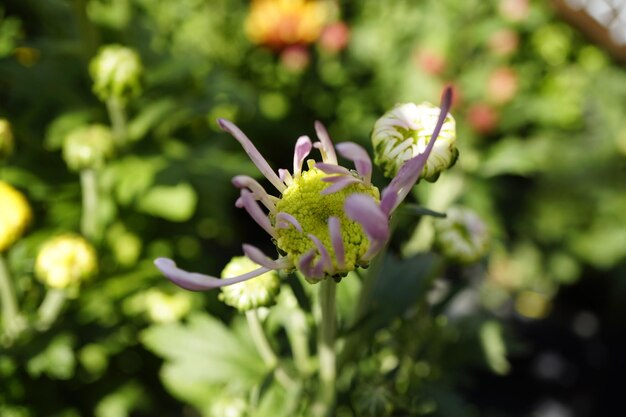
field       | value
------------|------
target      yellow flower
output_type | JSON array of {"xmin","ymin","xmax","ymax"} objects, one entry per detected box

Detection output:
[
  {"xmin": 0, "ymin": 181, "xmax": 32, "ymax": 252},
  {"xmin": 245, "ymin": 0, "xmax": 330, "ymax": 49},
  {"xmin": 35, "ymin": 234, "xmax": 97, "ymax": 289}
]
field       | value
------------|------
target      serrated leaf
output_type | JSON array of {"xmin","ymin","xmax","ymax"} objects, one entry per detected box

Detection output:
[{"xmin": 141, "ymin": 313, "xmax": 266, "ymax": 407}]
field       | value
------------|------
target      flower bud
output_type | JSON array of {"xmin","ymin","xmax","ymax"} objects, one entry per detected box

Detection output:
[
  {"xmin": 0, "ymin": 119, "xmax": 14, "ymax": 159},
  {"xmin": 62, "ymin": 124, "xmax": 115, "ymax": 171},
  {"xmin": 434, "ymin": 207, "xmax": 490, "ymax": 264},
  {"xmin": 89, "ymin": 44, "xmax": 143, "ymax": 102},
  {"xmin": 35, "ymin": 234, "xmax": 97, "ymax": 289},
  {"xmin": 372, "ymin": 102, "xmax": 457, "ymax": 182},
  {"xmin": 0, "ymin": 181, "xmax": 32, "ymax": 252},
  {"xmin": 219, "ymin": 256, "xmax": 281, "ymax": 312}
]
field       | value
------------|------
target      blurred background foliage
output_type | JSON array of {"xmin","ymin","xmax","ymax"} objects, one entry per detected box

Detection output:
[{"xmin": 1, "ymin": 0, "xmax": 625, "ymax": 416}]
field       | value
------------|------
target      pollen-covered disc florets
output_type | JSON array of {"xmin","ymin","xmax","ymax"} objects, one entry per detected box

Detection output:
[
  {"xmin": 372, "ymin": 102, "xmax": 457, "ymax": 182},
  {"xmin": 274, "ymin": 164, "xmax": 380, "ymax": 279}
]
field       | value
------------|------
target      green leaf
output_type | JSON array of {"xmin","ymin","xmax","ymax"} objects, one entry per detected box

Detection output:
[
  {"xmin": 103, "ymin": 156, "xmax": 165, "ymax": 205},
  {"xmin": 481, "ymin": 136, "xmax": 551, "ymax": 177},
  {"xmin": 26, "ymin": 334, "xmax": 76, "ymax": 380},
  {"xmin": 137, "ymin": 182, "xmax": 198, "ymax": 221},
  {"xmin": 358, "ymin": 253, "xmax": 440, "ymax": 334},
  {"xmin": 141, "ymin": 313, "xmax": 266, "ymax": 407},
  {"xmin": 480, "ymin": 320, "xmax": 510, "ymax": 375},
  {"xmin": 44, "ymin": 110, "xmax": 97, "ymax": 150},
  {"xmin": 127, "ymin": 99, "xmax": 179, "ymax": 142}
]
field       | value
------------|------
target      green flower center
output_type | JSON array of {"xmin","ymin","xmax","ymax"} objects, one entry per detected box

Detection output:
[{"xmin": 273, "ymin": 163, "xmax": 380, "ymax": 276}]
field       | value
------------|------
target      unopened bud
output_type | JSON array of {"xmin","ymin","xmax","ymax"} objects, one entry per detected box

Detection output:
[
  {"xmin": 219, "ymin": 256, "xmax": 281, "ymax": 312},
  {"xmin": 0, "ymin": 119, "xmax": 14, "ymax": 159},
  {"xmin": 434, "ymin": 207, "xmax": 490, "ymax": 264},
  {"xmin": 35, "ymin": 234, "xmax": 97, "ymax": 289},
  {"xmin": 0, "ymin": 181, "xmax": 32, "ymax": 252},
  {"xmin": 63, "ymin": 124, "xmax": 115, "ymax": 171},
  {"xmin": 372, "ymin": 102, "xmax": 457, "ymax": 182},
  {"xmin": 89, "ymin": 44, "xmax": 142, "ymax": 102}
]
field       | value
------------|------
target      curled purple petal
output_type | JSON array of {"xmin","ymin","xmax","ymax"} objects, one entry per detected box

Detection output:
[
  {"xmin": 293, "ymin": 135, "xmax": 313, "ymax": 176},
  {"xmin": 154, "ymin": 257, "xmax": 270, "ymax": 291},
  {"xmin": 242, "ymin": 244, "xmax": 291, "ymax": 270},
  {"xmin": 320, "ymin": 176, "xmax": 361, "ymax": 195},
  {"xmin": 232, "ymin": 175, "xmax": 275, "ymax": 212},
  {"xmin": 335, "ymin": 142, "xmax": 372, "ymax": 184},
  {"xmin": 315, "ymin": 163, "xmax": 352, "ymax": 176},
  {"xmin": 380, "ymin": 187, "xmax": 398, "ymax": 217},
  {"xmin": 345, "ymin": 194, "xmax": 390, "ymax": 260},
  {"xmin": 311, "ymin": 258, "xmax": 325, "ymax": 278},
  {"xmin": 299, "ymin": 249, "xmax": 317, "ymax": 278},
  {"xmin": 276, "ymin": 212, "xmax": 303, "ymax": 233},
  {"xmin": 308, "ymin": 234, "xmax": 332, "ymax": 272},
  {"xmin": 240, "ymin": 189, "xmax": 277, "ymax": 238},
  {"xmin": 278, "ymin": 168, "xmax": 293, "ymax": 186},
  {"xmin": 314, "ymin": 121, "xmax": 338, "ymax": 164},
  {"xmin": 218, "ymin": 119, "xmax": 286, "ymax": 193},
  {"xmin": 328, "ymin": 216, "xmax": 345, "ymax": 269},
  {"xmin": 382, "ymin": 86, "xmax": 453, "ymax": 214}
]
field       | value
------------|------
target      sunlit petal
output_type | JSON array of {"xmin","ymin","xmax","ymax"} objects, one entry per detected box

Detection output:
[
  {"xmin": 328, "ymin": 216, "xmax": 345, "ymax": 269},
  {"xmin": 293, "ymin": 135, "xmax": 313, "ymax": 176},
  {"xmin": 218, "ymin": 119, "xmax": 286, "ymax": 192},
  {"xmin": 314, "ymin": 121, "xmax": 338, "ymax": 164},
  {"xmin": 276, "ymin": 212, "xmax": 303, "ymax": 233},
  {"xmin": 242, "ymin": 244, "xmax": 291, "ymax": 269},
  {"xmin": 154, "ymin": 257, "xmax": 271, "ymax": 291},
  {"xmin": 335, "ymin": 142, "xmax": 372, "ymax": 184},
  {"xmin": 345, "ymin": 194, "xmax": 390, "ymax": 259}
]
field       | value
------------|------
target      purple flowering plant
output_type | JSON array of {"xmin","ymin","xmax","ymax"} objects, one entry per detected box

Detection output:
[
  {"xmin": 154, "ymin": 86, "xmax": 453, "ymax": 290},
  {"xmin": 150, "ymin": 86, "xmax": 460, "ymax": 416}
]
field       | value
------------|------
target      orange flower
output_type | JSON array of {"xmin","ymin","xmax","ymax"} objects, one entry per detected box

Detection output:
[{"xmin": 245, "ymin": 0, "xmax": 331, "ymax": 49}]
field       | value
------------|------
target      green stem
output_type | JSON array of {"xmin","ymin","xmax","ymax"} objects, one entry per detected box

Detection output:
[
  {"xmin": 313, "ymin": 278, "xmax": 337, "ymax": 417},
  {"xmin": 37, "ymin": 289, "xmax": 67, "ymax": 330},
  {"xmin": 336, "ymin": 212, "xmax": 404, "ymax": 369},
  {"xmin": 106, "ymin": 96, "xmax": 127, "ymax": 147},
  {"xmin": 80, "ymin": 169, "xmax": 99, "ymax": 241},
  {"xmin": 245, "ymin": 309, "xmax": 295, "ymax": 390},
  {"xmin": 0, "ymin": 253, "xmax": 24, "ymax": 340},
  {"xmin": 284, "ymin": 287, "xmax": 313, "ymax": 376}
]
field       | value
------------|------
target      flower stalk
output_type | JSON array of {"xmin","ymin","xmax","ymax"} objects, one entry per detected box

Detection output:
[
  {"xmin": 245, "ymin": 308, "xmax": 296, "ymax": 389},
  {"xmin": 314, "ymin": 278, "xmax": 337, "ymax": 417},
  {"xmin": 80, "ymin": 169, "xmax": 99, "ymax": 241},
  {"xmin": 0, "ymin": 253, "xmax": 24, "ymax": 340},
  {"xmin": 37, "ymin": 288, "xmax": 66, "ymax": 330},
  {"xmin": 106, "ymin": 96, "xmax": 127, "ymax": 147}
]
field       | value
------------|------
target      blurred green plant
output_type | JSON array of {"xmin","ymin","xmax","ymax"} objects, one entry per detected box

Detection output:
[{"xmin": 0, "ymin": 0, "xmax": 625, "ymax": 416}]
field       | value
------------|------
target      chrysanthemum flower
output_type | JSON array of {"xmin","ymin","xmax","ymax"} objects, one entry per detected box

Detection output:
[
  {"xmin": 0, "ymin": 181, "xmax": 32, "ymax": 252},
  {"xmin": 245, "ymin": 0, "xmax": 330, "ymax": 49},
  {"xmin": 154, "ymin": 87, "xmax": 452, "ymax": 291}
]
